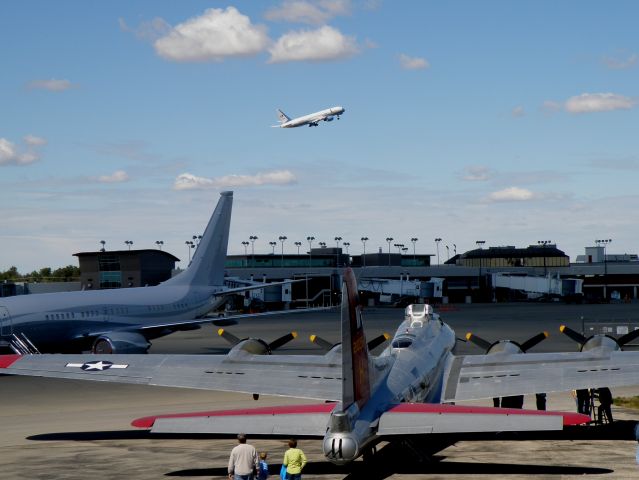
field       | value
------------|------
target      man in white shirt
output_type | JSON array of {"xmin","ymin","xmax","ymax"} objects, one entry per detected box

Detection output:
[{"xmin": 228, "ymin": 433, "xmax": 258, "ymax": 480}]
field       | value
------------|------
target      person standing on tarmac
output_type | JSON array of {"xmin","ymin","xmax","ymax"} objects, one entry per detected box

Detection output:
[
  {"xmin": 283, "ymin": 439, "xmax": 307, "ymax": 480},
  {"xmin": 228, "ymin": 433, "xmax": 259, "ymax": 480}
]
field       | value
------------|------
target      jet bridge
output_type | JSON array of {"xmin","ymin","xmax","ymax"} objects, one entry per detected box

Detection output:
[
  {"xmin": 491, "ymin": 273, "xmax": 583, "ymax": 300},
  {"xmin": 358, "ymin": 276, "xmax": 444, "ymax": 304}
]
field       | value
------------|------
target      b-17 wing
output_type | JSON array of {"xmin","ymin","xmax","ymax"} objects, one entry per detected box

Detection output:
[
  {"xmin": 0, "ymin": 353, "xmax": 341, "ymax": 401},
  {"xmin": 442, "ymin": 349, "xmax": 639, "ymax": 403}
]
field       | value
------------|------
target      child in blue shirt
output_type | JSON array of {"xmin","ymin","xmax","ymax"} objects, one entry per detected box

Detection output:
[{"xmin": 258, "ymin": 451, "xmax": 269, "ymax": 480}]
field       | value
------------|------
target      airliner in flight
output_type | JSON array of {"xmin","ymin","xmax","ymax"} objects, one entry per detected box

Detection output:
[
  {"xmin": 0, "ymin": 192, "xmax": 298, "ymax": 354},
  {"xmin": 5, "ymin": 268, "xmax": 639, "ymax": 468},
  {"xmin": 273, "ymin": 106, "xmax": 345, "ymax": 128}
]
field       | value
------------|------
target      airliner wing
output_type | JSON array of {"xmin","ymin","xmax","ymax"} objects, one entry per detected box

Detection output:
[
  {"xmin": 0, "ymin": 353, "xmax": 342, "ymax": 401},
  {"xmin": 442, "ymin": 350, "xmax": 639, "ymax": 403}
]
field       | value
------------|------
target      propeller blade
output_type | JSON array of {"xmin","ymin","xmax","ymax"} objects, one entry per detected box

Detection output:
[
  {"xmin": 520, "ymin": 331, "xmax": 549, "ymax": 352},
  {"xmin": 367, "ymin": 333, "xmax": 391, "ymax": 351},
  {"xmin": 310, "ymin": 334, "xmax": 335, "ymax": 351},
  {"xmin": 617, "ymin": 328, "xmax": 639, "ymax": 347},
  {"xmin": 465, "ymin": 332, "xmax": 492, "ymax": 351},
  {"xmin": 268, "ymin": 332, "xmax": 298, "ymax": 351},
  {"xmin": 559, "ymin": 325, "xmax": 587, "ymax": 345},
  {"xmin": 217, "ymin": 328, "xmax": 241, "ymax": 346}
]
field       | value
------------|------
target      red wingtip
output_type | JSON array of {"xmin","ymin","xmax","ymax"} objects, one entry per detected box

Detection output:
[
  {"xmin": 131, "ymin": 416, "xmax": 156, "ymax": 429},
  {"xmin": 0, "ymin": 354, "xmax": 21, "ymax": 369},
  {"xmin": 561, "ymin": 412, "xmax": 591, "ymax": 426}
]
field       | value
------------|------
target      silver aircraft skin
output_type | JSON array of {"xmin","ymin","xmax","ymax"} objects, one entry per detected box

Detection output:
[
  {"xmin": 0, "ymin": 192, "xmax": 293, "ymax": 354},
  {"xmin": 272, "ymin": 106, "xmax": 345, "ymax": 128},
  {"xmin": 7, "ymin": 268, "xmax": 639, "ymax": 466}
]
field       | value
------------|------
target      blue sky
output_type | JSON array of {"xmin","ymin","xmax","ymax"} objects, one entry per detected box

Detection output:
[{"xmin": 1, "ymin": 1, "xmax": 638, "ymax": 271}]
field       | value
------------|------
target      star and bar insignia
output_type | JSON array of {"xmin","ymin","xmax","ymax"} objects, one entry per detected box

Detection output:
[{"xmin": 65, "ymin": 360, "xmax": 128, "ymax": 371}]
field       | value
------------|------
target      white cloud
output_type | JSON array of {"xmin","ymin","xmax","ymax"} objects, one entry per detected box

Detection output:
[
  {"xmin": 268, "ymin": 25, "xmax": 358, "ymax": 63},
  {"xmin": 119, "ymin": 17, "xmax": 171, "ymax": 42},
  {"xmin": 154, "ymin": 7, "xmax": 270, "ymax": 62},
  {"xmin": 564, "ymin": 93, "xmax": 636, "ymax": 114},
  {"xmin": 398, "ymin": 53, "xmax": 429, "ymax": 70},
  {"xmin": 488, "ymin": 187, "xmax": 535, "ymax": 202},
  {"xmin": 23, "ymin": 135, "xmax": 47, "ymax": 147},
  {"xmin": 0, "ymin": 136, "xmax": 45, "ymax": 166},
  {"xmin": 511, "ymin": 105, "xmax": 525, "ymax": 117},
  {"xmin": 174, "ymin": 170, "xmax": 297, "ymax": 190},
  {"xmin": 96, "ymin": 170, "xmax": 130, "ymax": 183},
  {"xmin": 27, "ymin": 79, "xmax": 76, "ymax": 91},
  {"xmin": 602, "ymin": 52, "xmax": 637, "ymax": 70},
  {"xmin": 265, "ymin": 0, "xmax": 351, "ymax": 24},
  {"xmin": 460, "ymin": 166, "xmax": 492, "ymax": 182}
]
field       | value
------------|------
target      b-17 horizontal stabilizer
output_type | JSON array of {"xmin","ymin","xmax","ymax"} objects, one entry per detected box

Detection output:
[
  {"xmin": 133, "ymin": 403, "xmax": 335, "ymax": 437},
  {"xmin": 377, "ymin": 403, "xmax": 589, "ymax": 436}
]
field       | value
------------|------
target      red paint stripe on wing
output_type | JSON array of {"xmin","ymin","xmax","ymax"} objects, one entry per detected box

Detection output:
[
  {"xmin": 132, "ymin": 402, "xmax": 336, "ymax": 429},
  {"xmin": 387, "ymin": 403, "xmax": 590, "ymax": 426},
  {"xmin": 0, "ymin": 354, "xmax": 21, "ymax": 368}
]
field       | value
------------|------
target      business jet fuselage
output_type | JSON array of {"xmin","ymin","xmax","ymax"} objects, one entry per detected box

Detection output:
[{"xmin": 274, "ymin": 106, "xmax": 345, "ymax": 128}]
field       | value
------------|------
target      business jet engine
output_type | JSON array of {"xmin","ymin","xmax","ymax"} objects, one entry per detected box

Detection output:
[
  {"xmin": 560, "ymin": 325, "xmax": 639, "ymax": 352},
  {"xmin": 92, "ymin": 332, "xmax": 151, "ymax": 354},
  {"xmin": 324, "ymin": 116, "xmax": 334, "ymax": 122}
]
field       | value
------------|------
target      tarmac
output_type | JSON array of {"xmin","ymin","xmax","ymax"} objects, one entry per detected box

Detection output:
[{"xmin": 2, "ymin": 302, "xmax": 639, "ymax": 479}]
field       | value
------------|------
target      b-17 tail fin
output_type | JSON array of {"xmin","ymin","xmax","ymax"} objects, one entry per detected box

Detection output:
[{"xmin": 340, "ymin": 268, "xmax": 371, "ymax": 410}]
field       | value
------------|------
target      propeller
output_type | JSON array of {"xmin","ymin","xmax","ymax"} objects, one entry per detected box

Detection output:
[
  {"xmin": 217, "ymin": 329, "xmax": 298, "ymax": 354},
  {"xmin": 560, "ymin": 325, "xmax": 639, "ymax": 351},
  {"xmin": 465, "ymin": 331, "xmax": 548, "ymax": 354},
  {"xmin": 268, "ymin": 332, "xmax": 298, "ymax": 351},
  {"xmin": 309, "ymin": 333, "xmax": 391, "ymax": 352}
]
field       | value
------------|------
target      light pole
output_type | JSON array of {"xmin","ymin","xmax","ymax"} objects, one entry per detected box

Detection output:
[
  {"xmin": 343, "ymin": 242, "xmax": 350, "ymax": 254},
  {"xmin": 155, "ymin": 240, "xmax": 164, "ymax": 250},
  {"xmin": 99, "ymin": 240, "xmax": 106, "ymax": 252},
  {"xmin": 410, "ymin": 237, "xmax": 418, "ymax": 262},
  {"xmin": 596, "ymin": 238, "xmax": 612, "ymax": 299},
  {"xmin": 269, "ymin": 241, "xmax": 277, "ymax": 255},
  {"xmin": 319, "ymin": 241, "xmax": 326, "ymax": 248},
  {"xmin": 445, "ymin": 245, "xmax": 449, "ymax": 261},
  {"xmin": 278, "ymin": 236, "xmax": 287, "ymax": 266},
  {"xmin": 306, "ymin": 236, "xmax": 315, "ymax": 308},
  {"xmin": 538, "ymin": 240, "xmax": 552, "ymax": 276},
  {"xmin": 242, "ymin": 241, "xmax": 249, "ymax": 255},
  {"xmin": 361, "ymin": 237, "xmax": 369, "ymax": 267},
  {"xmin": 453, "ymin": 244, "xmax": 457, "ymax": 255},
  {"xmin": 386, "ymin": 237, "xmax": 393, "ymax": 266},
  {"xmin": 124, "ymin": 240, "xmax": 133, "ymax": 251},
  {"xmin": 249, "ymin": 235, "xmax": 258, "ymax": 267},
  {"xmin": 475, "ymin": 240, "xmax": 485, "ymax": 297},
  {"xmin": 294, "ymin": 241, "xmax": 302, "ymax": 254},
  {"xmin": 434, "ymin": 238, "xmax": 442, "ymax": 265},
  {"xmin": 334, "ymin": 236, "xmax": 342, "ymax": 266},
  {"xmin": 185, "ymin": 240, "xmax": 194, "ymax": 263}
]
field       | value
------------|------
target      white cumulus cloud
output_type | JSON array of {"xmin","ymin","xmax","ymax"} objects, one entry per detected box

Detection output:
[
  {"xmin": 97, "ymin": 170, "xmax": 130, "ymax": 183},
  {"xmin": 154, "ymin": 7, "xmax": 270, "ymax": 62},
  {"xmin": 269, "ymin": 25, "xmax": 359, "ymax": 63},
  {"xmin": 27, "ymin": 79, "xmax": 76, "ymax": 91},
  {"xmin": 488, "ymin": 187, "xmax": 534, "ymax": 202},
  {"xmin": 0, "ymin": 136, "xmax": 46, "ymax": 166},
  {"xmin": 602, "ymin": 52, "xmax": 637, "ymax": 70},
  {"xmin": 564, "ymin": 93, "xmax": 636, "ymax": 114},
  {"xmin": 265, "ymin": 0, "xmax": 351, "ymax": 24},
  {"xmin": 174, "ymin": 170, "xmax": 297, "ymax": 190},
  {"xmin": 461, "ymin": 166, "xmax": 492, "ymax": 182},
  {"xmin": 511, "ymin": 106, "xmax": 525, "ymax": 117},
  {"xmin": 398, "ymin": 53, "xmax": 429, "ymax": 70}
]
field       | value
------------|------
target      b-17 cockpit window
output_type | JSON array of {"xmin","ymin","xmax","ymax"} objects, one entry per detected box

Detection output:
[{"xmin": 391, "ymin": 337, "xmax": 414, "ymax": 349}]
